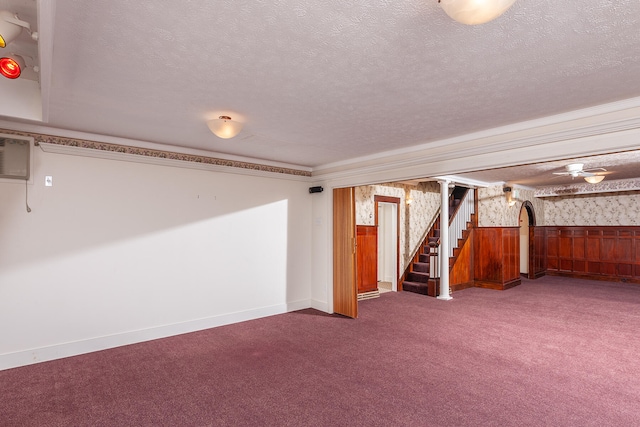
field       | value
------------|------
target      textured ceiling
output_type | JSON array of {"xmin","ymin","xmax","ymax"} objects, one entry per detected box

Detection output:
[
  {"xmin": 2, "ymin": 1, "xmax": 640, "ymax": 170},
  {"xmin": 452, "ymin": 150, "xmax": 640, "ymax": 188}
]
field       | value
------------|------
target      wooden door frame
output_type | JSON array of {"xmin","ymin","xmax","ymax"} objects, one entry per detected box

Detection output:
[
  {"xmin": 374, "ymin": 195, "xmax": 401, "ymax": 291},
  {"xmin": 520, "ymin": 201, "xmax": 537, "ymax": 279}
]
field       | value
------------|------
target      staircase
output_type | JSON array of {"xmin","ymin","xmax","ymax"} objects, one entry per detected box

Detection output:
[{"xmin": 401, "ymin": 186, "xmax": 472, "ymax": 296}]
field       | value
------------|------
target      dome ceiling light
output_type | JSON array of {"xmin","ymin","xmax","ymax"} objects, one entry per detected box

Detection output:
[
  {"xmin": 438, "ymin": 0, "xmax": 517, "ymax": 25},
  {"xmin": 207, "ymin": 116, "xmax": 243, "ymax": 139},
  {"xmin": 584, "ymin": 175, "xmax": 605, "ymax": 184}
]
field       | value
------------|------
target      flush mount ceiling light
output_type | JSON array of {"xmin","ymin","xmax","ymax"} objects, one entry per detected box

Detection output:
[
  {"xmin": 0, "ymin": 54, "xmax": 24, "ymax": 79},
  {"xmin": 438, "ymin": 0, "xmax": 517, "ymax": 25},
  {"xmin": 0, "ymin": 10, "xmax": 37, "ymax": 48},
  {"xmin": 207, "ymin": 116, "xmax": 243, "ymax": 139},
  {"xmin": 584, "ymin": 175, "xmax": 605, "ymax": 184}
]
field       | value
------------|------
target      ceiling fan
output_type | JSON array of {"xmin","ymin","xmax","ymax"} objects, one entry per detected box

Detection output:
[{"xmin": 552, "ymin": 163, "xmax": 607, "ymax": 178}]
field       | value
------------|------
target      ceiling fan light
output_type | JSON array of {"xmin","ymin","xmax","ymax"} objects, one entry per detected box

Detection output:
[
  {"xmin": 0, "ymin": 54, "xmax": 24, "ymax": 79},
  {"xmin": 584, "ymin": 175, "xmax": 605, "ymax": 184},
  {"xmin": 439, "ymin": 0, "xmax": 517, "ymax": 25},
  {"xmin": 0, "ymin": 10, "xmax": 30, "ymax": 48},
  {"xmin": 207, "ymin": 116, "xmax": 243, "ymax": 139}
]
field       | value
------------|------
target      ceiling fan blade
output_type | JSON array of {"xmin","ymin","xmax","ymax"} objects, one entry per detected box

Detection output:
[
  {"xmin": 580, "ymin": 171, "xmax": 595, "ymax": 177},
  {"xmin": 552, "ymin": 172, "xmax": 569, "ymax": 175}
]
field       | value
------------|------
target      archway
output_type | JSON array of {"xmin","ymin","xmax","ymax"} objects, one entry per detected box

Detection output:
[{"xmin": 519, "ymin": 201, "xmax": 536, "ymax": 278}]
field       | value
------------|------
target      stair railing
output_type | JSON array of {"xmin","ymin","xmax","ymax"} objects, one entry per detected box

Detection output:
[
  {"xmin": 447, "ymin": 189, "xmax": 475, "ymax": 258},
  {"xmin": 429, "ymin": 244, "xmax": 440, "ymax": 279}
]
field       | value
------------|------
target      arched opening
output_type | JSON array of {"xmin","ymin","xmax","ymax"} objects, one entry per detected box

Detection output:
[{"xmin": 519, "ymin": 201, "xmax": 537, "ymax": 278}]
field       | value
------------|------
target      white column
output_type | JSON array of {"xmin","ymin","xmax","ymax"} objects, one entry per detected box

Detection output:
[{"xmin": 438, "ymin": 180, "xmax": 452, "ymax": 301}]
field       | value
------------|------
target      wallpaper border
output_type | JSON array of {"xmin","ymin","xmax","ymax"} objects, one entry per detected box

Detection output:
[{"xmin": 0, "ymin": 128, "xmax": 312, "ymax": 178}]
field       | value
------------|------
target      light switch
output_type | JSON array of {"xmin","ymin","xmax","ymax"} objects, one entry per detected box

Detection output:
[{"xmin": 45, "ymin": 176, "xmax": 53, "ymax": 187}]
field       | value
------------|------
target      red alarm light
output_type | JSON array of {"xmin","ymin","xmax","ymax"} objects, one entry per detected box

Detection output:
[{"xmin": 0, "ymin": 55, "xmax": 23, "ymax": 79}]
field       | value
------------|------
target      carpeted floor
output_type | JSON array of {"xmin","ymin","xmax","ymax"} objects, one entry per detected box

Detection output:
[{"xmin": 2, "ymin": 276, "xmax": 640, "ymax": 426}]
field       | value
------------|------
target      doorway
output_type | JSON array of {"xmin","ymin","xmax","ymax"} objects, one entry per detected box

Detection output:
[
  {"xmin": 519, "ymin": 206, "xmax": 529, "ymax": 275},
  {"xmin": 519, "ymin": 201, "xmax": 536, "ymax": 277},
  {"xmin": 375, "ymin": 196, "xmax": 400, "ymax": 292}
]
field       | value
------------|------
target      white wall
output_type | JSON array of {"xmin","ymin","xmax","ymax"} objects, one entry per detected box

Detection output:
[{"xmin": 0, "ymin": 146, "xmax": 312, "ymax": 369}]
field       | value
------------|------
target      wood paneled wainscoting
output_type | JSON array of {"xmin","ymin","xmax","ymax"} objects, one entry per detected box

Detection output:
[
  {"xmin": 356, "ymin": 225, "xmax": 378, "ymax": 294},
  {"xmin": 545, "ymin": 226, "xmax": 640, "ymax": 284},
  {"xmin": 530, "ymin": 226, "xmax": 547, "ymax": 279},
  {"xmin": 473, "ymin": 227, "xmax": 521, "ymax": 290}
]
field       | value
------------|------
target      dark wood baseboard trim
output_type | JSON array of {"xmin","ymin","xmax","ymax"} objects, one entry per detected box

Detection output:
[
  {"xmin": 473, "ymin": 278, "xmax": 521, "ymax": 291},
  {"xmin": 545, "ymin": 271, "xmax": 640, "ymax": 285},
  {"xmin": 451, "ymin": 281, "xmax": 475, "ymax": 292}
]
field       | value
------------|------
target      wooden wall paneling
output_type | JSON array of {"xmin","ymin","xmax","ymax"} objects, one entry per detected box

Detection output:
[
  {"xmin": 559, "ymin": 229, "xmax": 573, "ymax": 272},
  {"xmin": 531, "ymin": 226, "xmax": 547, "ymax": 279},
  {"xmin": 474, "ymin": 228, "xmax": 501, "ymax": 283},
  {"xmin": 543, "ymin": 226, "xmax": 640, "ymax": 284},
  {"xmin": 474, "ymin": 227, "xmax": 521, "ymax": 290},
  {"xmin": 450, "ymin": 228, "xmax": 474, "ymax": 291},
  {"xmin": 547, "ymin": 228, "xmax": 559, "ymax": 271},
  {"xmin": 356, "ymin": 225, "xmax": 378, "ymax": 294},
  {"xmin": 504, "ymin": 228, "xmax": 520, "ymax": 283},
  {"xmin": 573, "ymin": 229, "xmax": 586, "ymax": 273}
]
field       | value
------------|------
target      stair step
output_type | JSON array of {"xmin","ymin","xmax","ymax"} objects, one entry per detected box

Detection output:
[
  {"xmin": 407, "ymin": 271, "xmax": 429, "ymax": 283},
  {"xmin": 402, "ymin": 281, "xmax": 430, "ymax": 295},
  {"xmin": 413, "ymin": 262, "xmax": 430, "ymax": 273},
  {"xmin": 419, "ymin": 253, "xmax": 431, "ymax": 263}
]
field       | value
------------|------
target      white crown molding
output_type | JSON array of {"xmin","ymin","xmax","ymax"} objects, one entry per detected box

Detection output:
[
  {"xmin": 312, "ymin": 97, "xmax": 640, "ymax": 183},
  {"xmin": 0, "ymin": 119, "xmax": 312, "ymax": 173},
  {"xmin": 432, "ymin": 175, "xmax": 504, "ymax": 188},
  {"xmin": 38, "ymin": 143, "xmax": 312, "ymax": 182}
]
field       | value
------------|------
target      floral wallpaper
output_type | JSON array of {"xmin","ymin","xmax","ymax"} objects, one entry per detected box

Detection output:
[
  {"xmin": 478, "ymin": 185, "xmax": 545, "ymax": 227},
  {"xmin": 535, "ymin": 178, "xmax": 640, "ymax": 197},
  {"xmin": 543, "ymin": 191, "xmax": 640, "ymax": 225},
  {"xmin": 478, "ymin": 184, "xmax": 639, "ymax": 226},
  {"xmin": 355, "ymin": 182, "xmax": 440, "ymax": 271},
  {"xmin": 477, "ymin": 186, "xmax": 509, "ymax": 227}
]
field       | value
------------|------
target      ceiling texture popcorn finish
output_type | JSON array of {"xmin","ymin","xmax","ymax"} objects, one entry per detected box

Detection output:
[{"xmin": 1, "ymin": 0, "xmax": 640, "ymax": 179}]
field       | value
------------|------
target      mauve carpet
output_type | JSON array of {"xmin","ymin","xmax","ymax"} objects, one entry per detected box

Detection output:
[{"xmin": 2, "ymin": 276, "xmax": 640, "ymax": 426}]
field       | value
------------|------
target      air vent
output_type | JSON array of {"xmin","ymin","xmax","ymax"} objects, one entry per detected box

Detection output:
[{"xmin": 0, "ymin": 136, "xmax": 30, "ymax": 180}]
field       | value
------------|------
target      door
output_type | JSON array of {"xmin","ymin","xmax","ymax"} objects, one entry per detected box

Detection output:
[
  {"xmin": 333, "ymin": 187, "xmax": 357, "ymax": 318},
  {"xmin": 377, "ymin": 201, "xmax": 398, "ymax": 291},
  {"xmin": 375, "ymin": 196, "xmax": 400, "ymax": 291}
]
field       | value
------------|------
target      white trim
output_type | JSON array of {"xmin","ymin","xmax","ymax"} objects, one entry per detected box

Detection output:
[
  {"xmin": 432, "ymin": 175, "xmax": 502, "ymax": 188},
  {"xmin": 312, "ymin": 97, "xmax": 640, "ymax": 182},
  {"xmin": 310, "ymin": 299, "xmax": 329, "ymax": 313},
  {"xmin": 0, "ymin": 299, "xmax": 312, "ymax": 371},
  {"xmin": 0, "ymin": 119, "xmax": 312, "ymax": 173},
  {"xmin": 36, "ymin": 0, "xmax": 56, "ymax": 123},
  {"xmin": 38, "ymin": 143, "xmax": 312, "ymax": 182}
]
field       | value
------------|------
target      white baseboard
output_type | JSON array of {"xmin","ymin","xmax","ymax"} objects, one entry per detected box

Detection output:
[
  {"xmin": 310, "ymin": 299, "xmax": 329, "ymax": 313},
  {"xmin": 0, "ymin": 299, "xmax": 311, "ymax": 371}
]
